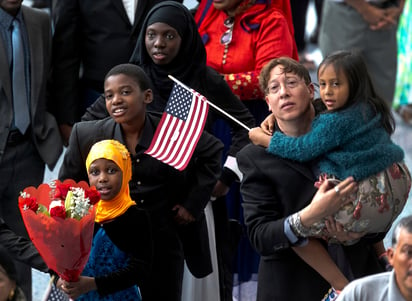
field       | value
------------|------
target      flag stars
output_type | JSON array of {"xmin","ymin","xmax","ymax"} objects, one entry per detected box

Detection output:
[{"xmin": 166, "ymin": 85, "xmax": 192, "ymax": 120}]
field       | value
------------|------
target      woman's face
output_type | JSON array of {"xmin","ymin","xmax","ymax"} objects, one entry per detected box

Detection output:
[
  {"xmin": 0, "ymin": 266, "xmax": 15, "ymax": 301},
  {"xmin": 145, "ymin": 22, "xmax": 182, "ymax": 65}
]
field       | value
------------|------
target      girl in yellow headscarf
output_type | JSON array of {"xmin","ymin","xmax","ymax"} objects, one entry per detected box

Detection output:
[{"xmin": 58, "ymin": 140, "xmax": 152, "ymax": 300}]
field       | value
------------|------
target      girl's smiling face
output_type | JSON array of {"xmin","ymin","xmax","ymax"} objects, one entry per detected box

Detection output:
[{"xmin": 88, "ymin": 158, "xmax": 123, "ymax": 201}]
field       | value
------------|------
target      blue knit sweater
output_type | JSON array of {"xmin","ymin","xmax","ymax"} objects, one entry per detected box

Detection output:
[{"xmin": 268, "ymin": 102, "xmax": 404, "ymax": 181}]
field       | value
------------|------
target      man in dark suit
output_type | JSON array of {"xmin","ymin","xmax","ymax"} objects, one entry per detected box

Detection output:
[
  {"xmin": 50, "ymin": 0, "xmax": 179, "ymax": 144},
  {"xmin": 237, "ymin": 57, "xmax": 385, "ymax": 300},
  {"xmin": 0, "ymin": 218, "xmax": 48, "ymax": 273},
  {"xmin": 0, "ymin": 1, "xmax": 63, "ymax": 299}
]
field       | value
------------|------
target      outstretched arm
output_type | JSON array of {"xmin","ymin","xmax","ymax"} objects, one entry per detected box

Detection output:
[{"xmin": 0, "ymin": 220, "xmax": 48, "ymax": 272}]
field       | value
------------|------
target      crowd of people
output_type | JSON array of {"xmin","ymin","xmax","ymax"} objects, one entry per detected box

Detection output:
[{"xmin": 1, "ymin": 0, "xmax": 411, "ymax": 300}]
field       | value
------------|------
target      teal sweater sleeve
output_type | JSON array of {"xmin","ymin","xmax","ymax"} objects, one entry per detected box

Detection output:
[
  {"xmin": 268, "ymin": 103, "xmax": 375, "ymax": 161},
  {"xmin": 267, "ymin": 103, "xmax": 404, "ymax": 180}
]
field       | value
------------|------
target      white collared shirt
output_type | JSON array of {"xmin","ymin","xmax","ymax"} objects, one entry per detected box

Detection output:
[{"xmin": 122, "ymin": 0, "xmax": 138, "ymax": 24}]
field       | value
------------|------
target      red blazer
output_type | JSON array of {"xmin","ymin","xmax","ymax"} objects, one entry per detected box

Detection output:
[{"xmin": 195, "ymin": 0, "xmax": 298, "ymax": 101}]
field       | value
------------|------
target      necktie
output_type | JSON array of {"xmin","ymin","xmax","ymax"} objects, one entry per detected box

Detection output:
[{"xmin": 12, "ymin": 19, "xmax": 30, "ymax": 134}]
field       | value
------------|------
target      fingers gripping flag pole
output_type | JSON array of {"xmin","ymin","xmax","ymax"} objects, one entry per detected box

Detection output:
[{"xmin": 144, "ymin": 80, "xmax": 210, "ymax": 171}]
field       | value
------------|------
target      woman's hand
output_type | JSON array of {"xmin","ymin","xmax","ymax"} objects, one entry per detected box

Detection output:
[
  {"xmin": 300, "ymin": 177, "xmax": 357, "ymax": 228},
  {"xmin": 58, "ymin": 276, "xmax": 96, "ymax": 299}
]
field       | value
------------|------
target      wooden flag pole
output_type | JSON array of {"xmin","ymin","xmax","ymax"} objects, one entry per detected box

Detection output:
[{"xmin": 168, "ymin": 75, "xmax": 251, "ymax": 131}]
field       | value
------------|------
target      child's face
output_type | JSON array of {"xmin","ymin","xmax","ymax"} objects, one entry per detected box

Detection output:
[
  {"xmin": 318, "ymin": 64, "xmax": 349, "ymax": 111},
  {"xmin": 88, "ymin": 158, "xmax": 123, "ymax": 201},
  {"xmin": 104, "ymin": 74, "xmax": 152, "ymax": 125}
]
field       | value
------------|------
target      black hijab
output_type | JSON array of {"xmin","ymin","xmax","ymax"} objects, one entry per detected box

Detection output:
[{"xmin": 130, "ymin": 1, "xmax": 207, "ymax": 111}]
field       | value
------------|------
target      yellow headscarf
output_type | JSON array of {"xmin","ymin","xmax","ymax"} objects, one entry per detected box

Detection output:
[{"xmin": 86, "ymin": 140, "xmax": 136, "ymax": 223}]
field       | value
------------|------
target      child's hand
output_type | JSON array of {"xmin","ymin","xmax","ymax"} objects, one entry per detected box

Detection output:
[
  {"xmin": 60, "ymin": 276, "xmax": 96, "ymax": 299},
  {"xmin": 260, "ymin": 114, "xmax": 276, "ymax": 135},
  {"xmin": 324, "ymin": 217, "xmax": 365, "ymax": 243},
  {"xmin": 248, "ymin": 127, "xmax": 271, "ymax": 147}
]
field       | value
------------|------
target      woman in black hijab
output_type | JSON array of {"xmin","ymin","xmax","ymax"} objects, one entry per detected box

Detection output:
[
  {"xmin": 130, "ymin": 0, "xmax": 208, "ymax": 111},
  {"xmin": 85, "ymin": 1, "xmax": 254, "ymax": 193}
]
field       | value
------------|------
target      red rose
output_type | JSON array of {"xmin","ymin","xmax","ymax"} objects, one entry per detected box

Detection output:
[
  {"xmin": 54, "ymin": 183, "xmax": 71, "ymax": 200},
  {"xmin": 19, "ymin": 196, "xmax": 39, "ymax": 213},
  {"xmin": 49, "ymin": 200, "xmax": 66, "ymax": 219},
  {"xmin": 85, "ymin": 187, "xmax": 101, "ymax": 205}
]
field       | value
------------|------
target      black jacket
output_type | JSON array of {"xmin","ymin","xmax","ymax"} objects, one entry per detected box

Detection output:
[{"xmin": 0, "ymin": 218, "xmax": 48, "ymax": 272}]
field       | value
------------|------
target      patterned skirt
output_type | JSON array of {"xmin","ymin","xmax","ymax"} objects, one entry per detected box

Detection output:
[{"xmin": 310, "ymin": 162, "xmax": 411, "ymax": 240}]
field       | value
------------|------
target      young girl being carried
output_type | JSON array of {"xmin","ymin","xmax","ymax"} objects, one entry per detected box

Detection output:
[{"xmin": 251, "ymin": 50, "xmax": 411, "ymax": 296}]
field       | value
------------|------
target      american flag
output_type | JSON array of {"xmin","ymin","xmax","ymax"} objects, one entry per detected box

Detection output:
[{"xmin": 145, "ymin": 82, "xmax": 209, "ymax": 171}]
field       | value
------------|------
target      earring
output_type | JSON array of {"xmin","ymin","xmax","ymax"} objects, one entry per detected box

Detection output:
[{"xmin": 8, "ymin": 289, "xmax": 15, "ymax": 300}]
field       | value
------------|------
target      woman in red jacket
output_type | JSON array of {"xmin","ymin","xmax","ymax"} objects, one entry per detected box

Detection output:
[{"xmin": 195, "ymin": 0, "xmax": 297, "ymax": 120}]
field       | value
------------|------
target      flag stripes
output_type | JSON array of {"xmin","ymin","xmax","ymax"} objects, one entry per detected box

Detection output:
[{"xmin": 145, "ymin": 83, "xmax": 209, "ymax": 171}]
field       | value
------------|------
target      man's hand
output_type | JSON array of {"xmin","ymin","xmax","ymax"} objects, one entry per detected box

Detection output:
[
  {"xmin": 212, "ymin": 180, "xmax": 230, "ymax": 199},
  {"xmin": 345, "ymin": 0, "xmax": 400, "ymax": 30},
  {"xmin": 59, "ymin": 124, "xmax": 72, "ymax": 146},
  {"xmin": 172, "ymin": 204, "xmax": 195, "ymax": 225}
]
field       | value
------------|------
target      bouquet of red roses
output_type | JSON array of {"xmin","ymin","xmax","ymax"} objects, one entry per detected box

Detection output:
[{"xmin": 19, "ymin": 179, "xmax": 100, "ymax": 281}]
